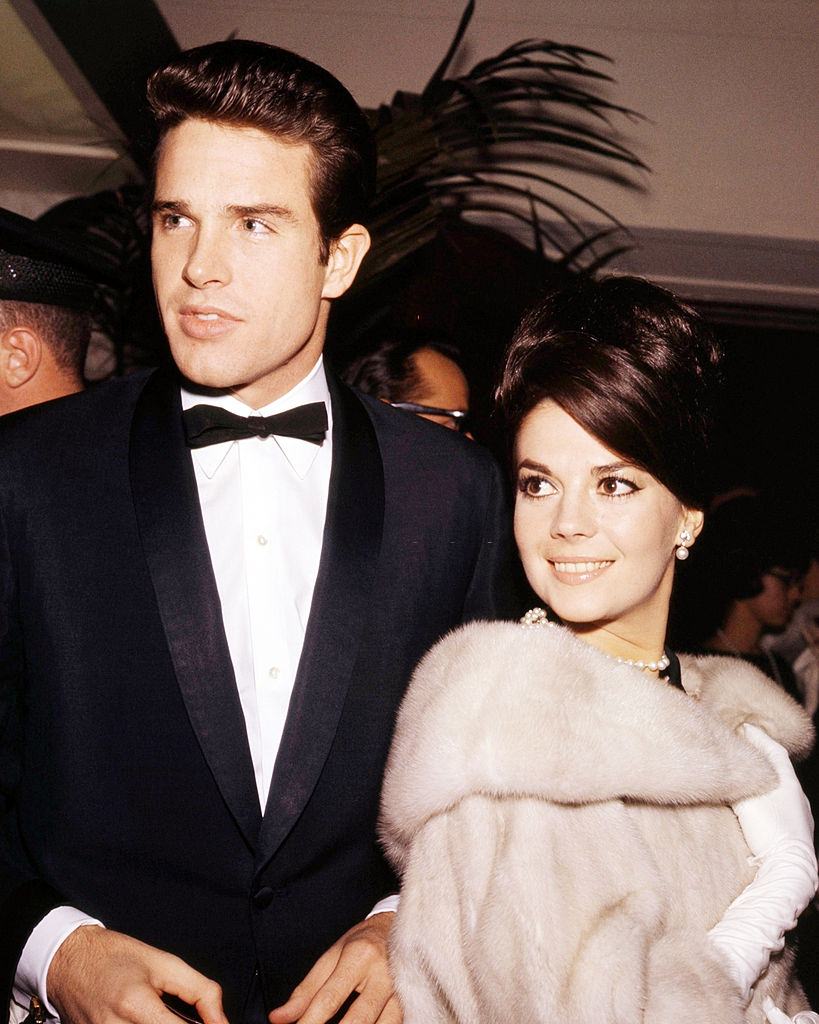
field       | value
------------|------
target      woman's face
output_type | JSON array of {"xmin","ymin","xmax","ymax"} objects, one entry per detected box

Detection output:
[{"xmin": 514, "ymin": 400, "xmax": 701, "ymax": 651}]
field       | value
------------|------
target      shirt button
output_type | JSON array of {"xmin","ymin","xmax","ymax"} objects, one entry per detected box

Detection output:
[
  {"xmin": 257, "ymin": 535, "xmax": 267, "ymax": 546},
  {"xmin": 269, "ymin": 666, "xmax": 280, "ymax": 679}
]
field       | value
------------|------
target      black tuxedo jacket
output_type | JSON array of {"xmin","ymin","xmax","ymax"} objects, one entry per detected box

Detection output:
[{"xmin": 0, "ymin": 367, "xmax": 516, "ymax": 1019}]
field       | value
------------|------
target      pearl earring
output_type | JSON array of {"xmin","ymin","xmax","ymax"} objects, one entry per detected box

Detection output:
[{"xmin": 676, "ymin": 528, "xmax": 692, "ymax": 561}]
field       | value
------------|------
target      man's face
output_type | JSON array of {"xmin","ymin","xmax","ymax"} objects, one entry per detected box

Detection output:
[{"xmin": 152, "ymin": 119, "xmax": 350, "ymax": 407}]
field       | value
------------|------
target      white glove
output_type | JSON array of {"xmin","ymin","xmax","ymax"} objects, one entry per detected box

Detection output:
[
  {"xmin": 708, "ymin": 724, "xmax": 818, "ymax": 1003},
  {"xmin": 762, "ymin": 996, "xmax": 819, "ymax": 1023}
]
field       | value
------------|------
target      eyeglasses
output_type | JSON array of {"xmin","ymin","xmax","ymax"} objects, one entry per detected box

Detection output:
[{"xmin": 389, "ymin": 401, "xmax": 471, "ymax": 434}]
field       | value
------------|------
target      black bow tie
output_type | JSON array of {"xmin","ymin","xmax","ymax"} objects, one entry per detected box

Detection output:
[{"xmin": 183, "ymin": 402, "xmax": 328, "ymax": 449}]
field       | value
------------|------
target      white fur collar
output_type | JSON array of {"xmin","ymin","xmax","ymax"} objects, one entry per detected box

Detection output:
[{"xmin": 381, "ymin": 622, "xmax": 814, "ymax": 861}]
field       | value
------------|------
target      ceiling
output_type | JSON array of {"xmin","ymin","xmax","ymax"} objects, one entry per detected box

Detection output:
[{"xmin": 0, "ymin": 0, "xmax": 131, "ymax": 201}]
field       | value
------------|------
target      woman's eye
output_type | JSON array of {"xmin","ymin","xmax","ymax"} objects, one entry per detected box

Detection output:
[
  {"xmin": 518, "ymin": 475, "xmax": 556, "ymax": 498},
  {"xmin": 599, "ymin": 476, "xmax": 637, "ymax": 497}
]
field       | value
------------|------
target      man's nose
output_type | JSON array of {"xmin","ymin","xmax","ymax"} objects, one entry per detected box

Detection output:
[{"xmin": 183, "ymin": 227, "xmax": 230, "ymax": 288}]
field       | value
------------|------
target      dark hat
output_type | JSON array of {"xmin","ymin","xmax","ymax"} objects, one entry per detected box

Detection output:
[{"xmin": 0, "ymin": 206, "xmax": 112, "ymax": 312}]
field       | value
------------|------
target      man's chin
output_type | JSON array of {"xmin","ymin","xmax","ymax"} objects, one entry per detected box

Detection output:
[{"xmin": 169, "ymin": 348, "xmax": 239, "ymax": 393}]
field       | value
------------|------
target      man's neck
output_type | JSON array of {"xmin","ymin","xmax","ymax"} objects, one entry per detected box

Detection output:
[{"xmin": 181, "ymin": 355, "xmax": 327, "ymax": 415}]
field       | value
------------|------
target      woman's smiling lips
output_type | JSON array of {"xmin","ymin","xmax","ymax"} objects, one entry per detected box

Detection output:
[
  {"xmin": 549, "ymin": 559, "xmax": 614, "ymax": 585},
  {"xmin": 177, "ymin": 305, "xmax": 243, "ymax": 340}
]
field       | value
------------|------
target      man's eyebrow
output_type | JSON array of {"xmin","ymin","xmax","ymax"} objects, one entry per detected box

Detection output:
[
  {"xmin": 227, "ymin": 203, "xmax": 297, "ymax": 223},
  {"xmin": 150, "ymin": 201, "xmax": 298, "ymax": 223},
  {"xmin": 151, "ymin": 199, "xmax": 189, "ymax": 215}
]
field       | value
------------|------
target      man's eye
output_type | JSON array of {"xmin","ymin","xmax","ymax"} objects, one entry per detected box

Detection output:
[
  {"xmin": 518, "ymin": 475, "xmax": 555, "ymax": 498},
  {"xmin": 157, "ymin": 213, "xmax": 194, "ymax": 231},
  {"xmin": 599, "ymin": 476, "xmax": 637, "ymax": 497},
  {"xmin": 242, "ymin": 218, "xmax": 270, "ymax": 234}
]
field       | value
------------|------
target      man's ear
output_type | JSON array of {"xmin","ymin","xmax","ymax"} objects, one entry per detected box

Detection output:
[
  {"xmin": 0, "ymin": 326, "xmax": 42, "ymax": 388},
  {"xmin": 321, "ymin": 224, "xmax": 371, "ymax": 300}
]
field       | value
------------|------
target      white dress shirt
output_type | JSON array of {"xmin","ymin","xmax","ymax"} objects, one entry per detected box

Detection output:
[
  {"xmin": 12, "ymin": 357, "xmax": 395, "ymax": 1023},
  {"xmin": 182, "ymin": 356, "xmax": 332, "ymax": 807}
]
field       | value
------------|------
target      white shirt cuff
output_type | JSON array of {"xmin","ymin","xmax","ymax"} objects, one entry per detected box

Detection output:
[
  {"xmin": 366, "ymin": 894, "xmax": 399, "ymax": 918},
  {"xmin": 12, "ymin": 908, "xmax": 104, "ymax": 1022}
]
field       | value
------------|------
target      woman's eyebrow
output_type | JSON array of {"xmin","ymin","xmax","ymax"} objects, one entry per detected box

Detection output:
[{"xmin": 517, "ymin": 458, "xmax": 551, "ymax": 474}]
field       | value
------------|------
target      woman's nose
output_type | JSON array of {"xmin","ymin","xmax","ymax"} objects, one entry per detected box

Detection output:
[{"xmin": 550, "ymin": 489, "xmax": 596, "ymax": 539}]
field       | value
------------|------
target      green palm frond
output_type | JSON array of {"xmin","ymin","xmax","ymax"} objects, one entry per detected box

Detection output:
[{"xmin": 360, "ymin": 1, "xmax": 645, "ymax": 284}]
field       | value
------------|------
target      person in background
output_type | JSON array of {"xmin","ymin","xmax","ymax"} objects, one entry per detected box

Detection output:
[
  {"xmin": 342, "ymin": 330, "xmax": 472, "ymax": 435},
  {"xmin": 380, "ymin": 276, "xmax": 817, "ymax": 1023},
  {"xmin": 0, "ymin": 207, "xmax": 98, "ymax": 414},
  {"xmin": 764, "ymin": 525, "xmax": 819, "ymax": 720},
  {"xmin": 680, "ymin": 495, "xmax": 807, "ymax": 702}
]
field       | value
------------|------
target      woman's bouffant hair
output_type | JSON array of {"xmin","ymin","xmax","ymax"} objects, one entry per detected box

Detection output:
[
  {"xmin": 146, "ymin": 39, "xmax": 376, "ymax": 263},
  {"xmin": 496, "ymin": 275, "xmax": 724, "ymax": 510}
]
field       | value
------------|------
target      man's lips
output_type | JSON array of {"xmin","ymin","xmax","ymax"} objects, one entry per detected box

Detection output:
[
  {"xmin": 548, "ymin": 559, "xmax": 614, "ymax": 585},
  {"xmin": 177, "ymin": 306, "xmax": 242, "ymax": 339}
]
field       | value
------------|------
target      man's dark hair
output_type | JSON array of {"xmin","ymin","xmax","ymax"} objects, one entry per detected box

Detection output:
[
  {"xmin": 342, "ymin": 332, "xmax": 465, "ymax": 404},
  {"xmin": 0, "ymin": 300, "xmax": 90, "ymax": 379},
  {"xmin": 496, "ymin": 275, "xmax": 724, "ymax": 510},
  {"xmin": 146, "ymin": 39, "xmax": 376, "ymax": 262}
]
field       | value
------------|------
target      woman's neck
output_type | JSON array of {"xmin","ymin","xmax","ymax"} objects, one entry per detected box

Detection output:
[{"xmin": 571, "ymin": 620, "xmax": 668, "ymax": 673}]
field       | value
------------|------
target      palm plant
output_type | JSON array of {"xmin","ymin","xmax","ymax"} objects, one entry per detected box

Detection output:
[{"xmin": 359, "ymin": 0, "xmax": 645, "ymax": 287}]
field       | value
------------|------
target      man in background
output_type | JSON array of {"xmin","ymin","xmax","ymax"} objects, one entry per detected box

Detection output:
[
  {"xmin": 343, "ymin": 330, "xmax": 472, "ymax": 435},
  {"xmin": 0, "ymin": 207, "xmax": 97, "ymax": 414}
]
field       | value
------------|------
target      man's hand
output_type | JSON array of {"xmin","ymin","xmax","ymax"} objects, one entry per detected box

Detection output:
[
  {"xmin": 47, "ymin": 926, "xmax": 228, "ymax": 1024},
  {"xmin": 267, "ymin": 914, "xmax": 400, "ymax": 1024}
]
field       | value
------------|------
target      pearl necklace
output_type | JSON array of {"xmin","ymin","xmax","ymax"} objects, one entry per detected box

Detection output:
[{"xmin": 519, "ymin": 607, "xmax": 671, "ymax": 674}]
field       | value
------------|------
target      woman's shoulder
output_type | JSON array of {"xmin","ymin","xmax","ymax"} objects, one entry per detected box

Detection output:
[
  {"xmin": 397, "ymin": 618, "xmax": 620, "ymax": 733},
  {"xmin": 381, "ymin": 621, "xmax": 776, "ymax": 855},
  {"xmin": 680, "ymin": 651, "xmax": 815, "ymax": 760}
]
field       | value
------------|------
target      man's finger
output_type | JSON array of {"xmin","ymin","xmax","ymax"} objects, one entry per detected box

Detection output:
[
  {"xmin": 291, "ymin": 950, "xmax": 394, "ymax": 1024},
  {"xmin": 155, "ymin": 954, "xmax": 228, "ymax": 1024},
  {"xmin": 372, "ymin": 995, "xmax": 403, "ymax": 1024},
  {"xmin": 269, "ymin": 942, "xmax": 344, "ymax": 1022},
  {"xmin": 282, "ymin": 970, "xmax": 359, "ymax": 1024},
  {"xmin": 336, "ymin": 981, "xmax": 396, "ymax": 1024},
  {"xmin": 268, "ymin": 992, "xmax": 309, "ymax": 1024}
]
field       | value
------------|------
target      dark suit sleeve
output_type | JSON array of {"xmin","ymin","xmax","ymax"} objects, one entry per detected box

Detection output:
[
  {"xmin": 0, "ymin": 502, "xmax": 63, "ymax": 1015},
  {"xmin": 461, "ymin": 456, "xmax": 524, "ymax": 623}
]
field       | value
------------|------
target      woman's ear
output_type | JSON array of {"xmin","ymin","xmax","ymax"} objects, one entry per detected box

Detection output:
[
  {"xmin": 685, "ymin": 507, "xmax": 705, "ymax": 540},
  {"xmin": 320, "ymin": 224, "xmax": 371, "ymax": 300}
]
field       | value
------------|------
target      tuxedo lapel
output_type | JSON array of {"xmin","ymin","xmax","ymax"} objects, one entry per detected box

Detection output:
[
  {"xmin": 257, "ymin": 379, "xmax": 385, "ymax": 866},
  {"xmin": 129, "ymin": 368, "xmax": 261, "ymax": 849}
]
